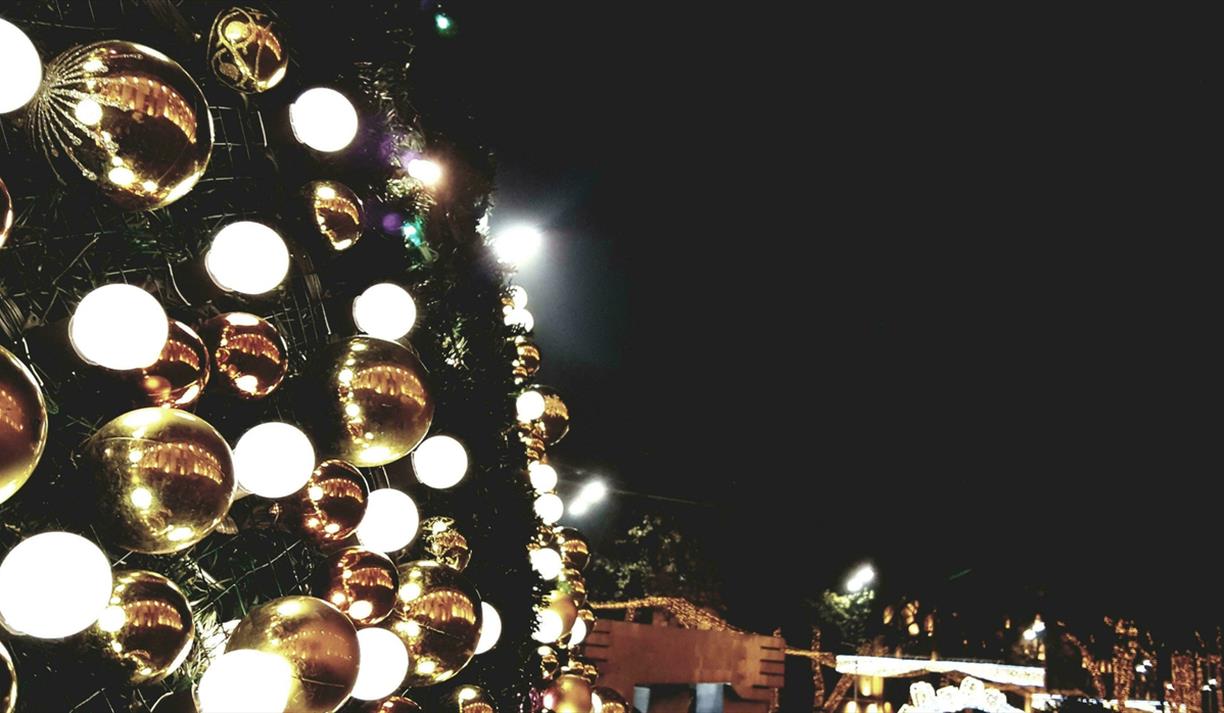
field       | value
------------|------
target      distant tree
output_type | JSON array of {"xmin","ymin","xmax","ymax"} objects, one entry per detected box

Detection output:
[{"xmin": 585, "ymin": 514, "xmax": 725, "ymax": 611}]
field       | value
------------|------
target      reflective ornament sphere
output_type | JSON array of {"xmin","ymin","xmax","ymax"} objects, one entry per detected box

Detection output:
[
  {"xmin": 543, "ymin": 673, "xmax": 595, "ymax": 713},
  {"xmin": 303, "ymin": 336, "xmax": 434, "ymax": 467},
  {"xmin": 593, "ymin": 687, "xmax": 629, "ymax": 713},
  {"xmin": 305, "ymin": 181, "xmax": 364, "ymax": 251},
  {"xmin": 199, "ymin": 312, "xmax": 288, "ymax": 399},
  {"xmin": 518, "ymin": 422, "xmax": 547, "ymax": 462},
  {"xmin": 387, "ymin": 560, "xmax": 482, "ymax": 687},
  {"xmin": 208, "ymin": 7, "xmax": 287, "ymax": 93},
  {"xmin": 0, "ymin": 177, "xmax": 12, "ymax": 249},
  {"xmin": 559, "ymin": 568, "xmax": 587, "ymax": 607},
  {"xmin": 136, "ymin": 320, "xmax": 210, "ymax": 408},
  {"xmin": 84, "ymin": 408, "xmax": 235, "ymax": 553},
  {"xmin": 545, "ymin": 589, "xmax": 579, "ymax": 640},
  {"xmin": 363, "ymin": 697, "xmax": 422, "ymax": 713},
  {"xmin": 283, "ymin": 459, "xmax": 368, "ymax": 543},
  {"xmin": 0, "ymin": 345, "xmax": 48, "ymax": 505},
  {"xmin": 82, "ymin": 570, "xmax": 194, "ymax": 684},
  {"xmin": 512, "ymin": 337, "xmax": 541, "ymax": 382},
  {"xmin": 32, "ymin": 41, "xmax": 213, "ymax": 211},
  {"xmin": 532, "ymin": 386, "xmax": 570, "ymax": 446},
  {"xmin": 0, "ymin": 640, "xmax": 14, "ymax": 713},
  {"xmin": 538, "ymin": 645, "xmax": 560, "ymax": 680},
  {"xmin": 553, "ymin": 527, "xmax": 590, "ymax": 572},
  {"xmin": 225, "ymin": 596, "xmax": 360, "ymax": 713},
  {"xmin": 457, "ymin": 686, "xmax": 497, "ymax": 713},
  {"xmin": 421, "ymin": 516, "xmax": 471, "ymax": 572},
  {"xmin": 316, "ymin": 547, "xmax": 399, "ymax": 626}
]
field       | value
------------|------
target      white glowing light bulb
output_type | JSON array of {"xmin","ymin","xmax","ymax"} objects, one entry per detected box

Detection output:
[
  {"xmin": 352, "ymin": 283, "xmax": 417, "ymax": 340},
  {"xmin": 0, "ymin": 19, "xmax": 42, "ymax": 114},
  {"xmin": 503, "ymin": 307, "xmax": 534, "ymax": 332},
  {"xmin": 412, "ymin": 435, "xmax": 468, "ymax": 489},
  {"xmin": 351, "ymin": 627, "xmax": 409, "ymax": 700},
  {"xmin": 289, "ymin": 88, "xmax": 358, "ymax": 152},
  {"xmin": 356, "ymin": 488, "xmax": 419, "ymax": 553},
  {"xmin": 508, "ymin": 285, "xmax": 528, "ymax": 310},
  {"xmin": 197, "ymin": 649, "xmax": 293, "ymax": 713},
  {"xmin": 533, "ymin": 609, "xmax": 564, "ymax": 643},
  {"xmin": 528, "ymin": 462, "xmax": 558, "ymax": 492},
  {"xmin": 569, "ymin": 615, "xmax": 588, "ymax": 646},
  {"xmin": 0, "ymin": 532, "xmax": 112, "ymax": 639},
  {"xmin": 69, "ymin": 284, "xmax": 169, "ymax": 370},
  {"xmin": 233, "ymin": 423, "xmax": 315, "ymax": 498},
  {"xmin": 516, "ymin": 390, "xmax": 546, "ymax": 422},
  {"xmin": 206, "ymin": 221, "xmax": 290, "ymax": 295},
  {"xmin": 406, "ymin": 158, "xmax": 443, "ymax": 187},
  {"xmin": 530, "ymin": 547, "xmax": 563, "ymax": 581},
  {"xmin": 534, "ymin": 493, "xmax": 563, "ymax": 524},
  {"xmin": 492, "ymin": 225, "xmax": 543, "ymax": 267},
  {"xmin": 475, "ymin": 602, "xmax": 502, "ymax": 655}
]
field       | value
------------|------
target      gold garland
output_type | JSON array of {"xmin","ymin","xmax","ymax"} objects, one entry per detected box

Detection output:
[{"xmin": 591, "ymin": 598, "xmax": 743, "ymax": 632}]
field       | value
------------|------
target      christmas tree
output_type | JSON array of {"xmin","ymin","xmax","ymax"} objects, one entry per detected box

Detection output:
[{"xmin": 0, "ymin": 3, "xmax": 609, "ymax": 712}]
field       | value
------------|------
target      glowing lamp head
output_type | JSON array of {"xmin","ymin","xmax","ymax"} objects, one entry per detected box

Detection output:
[
  {"xmin": 534, "ymin": 493, "xmax": 564, "ymax": 525},
  {"xmin": 197, "ymin": 649, "xmax": 293, "ymax": 713},
  {"xmin": 233, "ymin": 423, "xmax": 315, "ymax": 498},
  {"xmin": 528, "ymin": 462, "xmax": 558, "ymax": 492},
  {"xmin": 475, "ymin": 602, "xmax": 502, "ymax": 654},
  {"xmin": 290, "ymin": 88, "xmax": 358, "ymax": 152},
  {"xmin": 0, "ymin": 18, "xmax": 42, "ymax": 114},
  {"xmin": 412, "ymin": 435, "xmax": 468, "ymax": 489},
  {"xmin": 516, "ymin": 389, "xmax": 547, "ymax": 422},
  {"xmin": 532, "ymin": 609, "xmax": 564, "ymax": 644},
  {"xmin": 530, "ymin": 547, "xmax": 564, "ymax": 580},
  {"xmin": 355, "ymin": 488, "xmax": 419, "ymax": 553},
  {"xmin": 492, "ymin": 226, "xmax": 543, "ymax": 267},
  {"xmin": 0, "ymin": 532, "xmax": 113, "ymax": 639},
  {"xmin": 406, "ymin": 158, "xmax": 443, "ymax": 187},
  {"xmin": 352, "ymin": 283, "xmax": 417, "ymax": 340},
  {"xmin": 508, "ymin": 285, "xmax": 529, "ymax": 309},
  {"xmin": 69, "ymin": 284, "xmax": 169, "ymax": 370},
  {"xmin": 503, "ymin": 307, "xmax": 534, "ymax": 332},
  {"xmin": 351, "ymin": 627, "xmax": 409, "ymax": 700},
  {"xmin": 569, "ymin": 614, "xmax": 588, "ymax": 646},
  {"xmin": 206, "ymin": 221, "xmax": 290, "ymax": 295}
]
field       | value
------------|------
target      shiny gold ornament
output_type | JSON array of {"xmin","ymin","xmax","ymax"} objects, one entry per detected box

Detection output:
[
  {"xmin": 577, "ymin": 606, "xmax": 595, "ymax": 632},
  {"xmin": 559, "ymin": 568, "xmax": 587, "ymax": 607},
  {"xmin": 136, "ymin": 320, "xmax": 210, "ymax": 408},
  {"xmin": 225, "ymin": 596, "xmax": 359, "ymax": 713},
  {"xmin": 533, "ymin": 386, "xmax": 570, "ymax": 446},
  {"xmin": 456, "ymin": 685, "xmax": 497, "ymax": 713},
  {"xmin": 421, "ymin": 516, "xmax": 471, "ymax": 572},
  {"xmin": 84, "ymin": 408, "xmax": 235, "ymax": 553},
  {"xmin": 0, "ymin": 640, "xmax": 14, "ymax": 713},
  {"xmin": 543, "ymin": 673, "xmax": 595, "ymax": 713},
  {"xmin": 31, "ymin": 41, "xmax": 213, "ymax": 211},
  {"xmin": 546, "ymin": 589, "xmax": 579, "ymax": 640},
  {"xmin": 282, "ymin": 459, "xmax": 368, "ymax": 544},
  {"xmin": 199, "ymin": 312, "xmax": 288, "ymax": 399},
  {"xmin": 512, "ymin": 337, "xmax": 541, "ymax": 382},
  {"xmin": 518, "ymin": 422, "xmax": 547, "ymax": 462},
  {"xmin": 0, "ymin": 177, "xmax": 13, "ymax": 249},
  {"xmin": 82, "ymin": 570, "xmax": 194, "ymax": 684},
  {"xmin": 303, "ymin": 336, "xmax": 434, "ymax": 467},
  {"xmin": 577, "ymin": 660, "xmax": 600, "ymax": 684},
  {"xmin": 386, "ymin": 559, "xmax": 482, "ymax": 686},
  {"xmin": 316, "ymin": 547, "xmax": 399, "ymax": 626},
  {"xmin": 304, "ymin": 181, "xmax": 364, "ymax": 251},
  {"xmin": 593, "ymin": 686, "xmax": 630, "ymax": 713},
  {"xmin": 208, "ymin": 7, "xmax": 287, "ymax": 93},
  {"xmin": 363, "ymin": 698, "xmax": 423, "ymax": 713},
  {"xmin": 0, "ymin": 345, "xmax": 48, "ymax": 505},
  {"xmin": 553, "ymin": 527, "xmax": 590, "ymax": 572},
  {"xmin": 538, "ymin": 645, "xmax": 560, "ymax": 679}
]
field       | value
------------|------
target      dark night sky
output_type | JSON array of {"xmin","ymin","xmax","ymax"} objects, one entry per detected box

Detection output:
[{"xmin": 453, "ymin": 4, "xmax": 1213, "ymax": 634}]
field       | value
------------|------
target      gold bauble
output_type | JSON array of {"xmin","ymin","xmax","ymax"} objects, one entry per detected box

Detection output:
[
  {"xmin": 421, "ymin": 516, "xmax": 471, "ymax": 572},
  {"xmin": 32, "ymin": 41, "xmax": 213, "ymax": 211},
  {"xmin": 512, "ymin": 337, "xmax": 541, "ymax": 382},
  {"xmin": 386, "ymin": 560, "xmax": 481, "ymax": 687},
  {"xmin": 208, "ymin": 7, "xmax": 287, "ymax": 93},
  {"xmin": 533, "ymin": 386, "xmax": 570, "ymax": 446},
  {"xmin": 304, "ymin": 181, "xmax": 364, "ymax": 251},
  {"xmin": 0, "ymin": 177, "xmax": 13, "ymax": 249},
  {"xmin": 559, "ymin": 568, "xmax": 587, "ymax": 608},
  {"xmin": 0, "ymin": 640, "xmax": 14, "ymax": 713},
  {"xmin": 518, "ymin": 422, "xmax": 547, "ymax": 462},
  {"xmin": 136, "ymin": 320, "xmax": 210, "ymax": 408},
  {"xmin": 0, "ymin": 344, "xmax": 48, "ymax": 505},
  {"xmin": 553, "ymin": 527, "xmax": 590, "ymax": 572},
  {"xmin": 199, "ymin": 312, "xmax": 288, "ymax": 400},
  {"xmin": 592, "ymin": 687, "xmax": 629, "ymax": 713},
  {"xmin": 546, "ymin": 589, "xmax": 579, "ymax": 640},
  {"xmin": 225, "ymin": 596, "xmax": 359, "ymax": 713},
  {"xmin": 456, "ymin": 685, "xmax": 497, "ymax": 713},
  {"xmin": 363, "ymin": 697, "xmax": 423, "ymax": 713},
  {"xmin": 577, "ymin": 660, "xmax": 600, "ymax": 684},
  {"xmin": 538, "ymin": 645, "xmax": 560, "ymax": 679},
  {"xmin": 577, "ymin": 607, "xmax": 595, "ymax": 631},
  {"xmin": 303, "ymin": 336, "xmax": 434, "ymax": 467},
  {"xmin": 283, "ymin": 459, "xmax": 368, "ymax": 544},
  {"xmin": 84, "ymin": 408, "xmax": 235, "ymax": 553},
  {"xmin": 316, "ymin": 547, "xmax": 399, "ymax": 626},
  {"xmin": 82, "ymin": 570, "xmax": 194, "ymax": 685},
  {"xmin": 543, "ymin": 673, "xmax": 594, "ymax": 713}
]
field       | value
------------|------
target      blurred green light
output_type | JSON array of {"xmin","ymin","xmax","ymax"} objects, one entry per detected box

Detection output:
[{"xmin": 434, "ymin": 13, "xmax": 453, "ymax": 32}]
